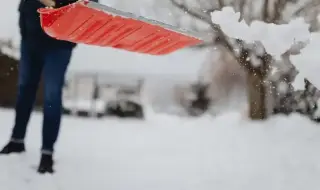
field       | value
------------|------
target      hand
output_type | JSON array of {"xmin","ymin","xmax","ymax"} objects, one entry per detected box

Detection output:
[{"xmin": 39, "ymin": 0, "xmax": 56, "ymax": 7}]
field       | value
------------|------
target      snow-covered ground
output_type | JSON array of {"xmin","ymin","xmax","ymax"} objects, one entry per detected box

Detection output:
[{"xmin": 1, "ymin": 109, "xmax": 320, "ymax": 190}]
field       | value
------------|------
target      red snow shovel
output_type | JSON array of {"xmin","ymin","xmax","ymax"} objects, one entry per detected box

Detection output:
[{"xmin": 37, "ymin": 0, "xmax": 204, "ymax": 55}]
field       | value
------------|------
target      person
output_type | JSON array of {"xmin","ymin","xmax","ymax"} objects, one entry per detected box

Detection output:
[{"xmin": 0, "ymin": 0, "xmax": 96, "ymax": 174}]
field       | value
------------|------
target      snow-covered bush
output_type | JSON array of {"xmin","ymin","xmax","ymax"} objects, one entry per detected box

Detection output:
[
  {"xmin": 274, "ymin": 79, "xmax": 320, "ymax": 122},
  {"xmin": 105, "ymin": 79, "xmax": 145, "ymax": 119},
  {"xmin": 174, "ymin": 82, "xmax": 210, "ymax": 116}
]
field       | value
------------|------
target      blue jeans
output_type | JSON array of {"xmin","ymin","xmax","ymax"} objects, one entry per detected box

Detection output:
[{"xmin": 11, "ymin": 40, "xmax": 73, "ymax": 153}]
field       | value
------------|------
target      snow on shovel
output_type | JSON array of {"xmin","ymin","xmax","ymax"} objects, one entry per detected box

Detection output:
[{"xmin": 37, "ymin": 0, "xmax": 204, "ymax": 55}]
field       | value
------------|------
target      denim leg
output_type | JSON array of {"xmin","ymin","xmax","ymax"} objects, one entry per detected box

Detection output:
[
  {"xmin": 11, "ymin": 41, "xmax": 44, "ymax": 141},
  {"xmin": 41, "ymin": 48, "xmax": 73, "ymax": 153}
]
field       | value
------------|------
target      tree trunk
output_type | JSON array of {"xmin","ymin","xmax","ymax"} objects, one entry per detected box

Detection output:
[{"xmin": 247, "ymin": 72, "xmax": 267, "ymax": 120}]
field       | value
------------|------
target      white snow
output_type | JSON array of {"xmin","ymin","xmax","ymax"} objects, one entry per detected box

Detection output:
[
  {"xmin": 63, "ymin": 99, "xmax": 106, "ymax": 113},
  {"xmin": 277, "ymin": 81, "xmax": 289, "ymax": 94},
  {"xmin": 1, "ymin": 109, "xmax": 320, "ymax": 190},
  {"xmin": 291, "ymin": 32, "xmax": 320, "ymax": 88},
  {"xmin": 210, "ymin": 7, "xmax": 310, "ymax": 58}
]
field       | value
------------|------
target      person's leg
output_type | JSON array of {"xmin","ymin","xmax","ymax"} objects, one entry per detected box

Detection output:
[
  {"xmin": 41, "ymin": 47, "xmax": 72, "ymax": 154},
  {"xmin": 12, "ymin": 42, "xmax": 44, "ymax": 141},
  {"xmin": 0, "ymin": 40, "xmax": 44, "ymax": 154},
  {"xmin": 37, "ymin": 47, "xmax": 72, "ymax": 173}
]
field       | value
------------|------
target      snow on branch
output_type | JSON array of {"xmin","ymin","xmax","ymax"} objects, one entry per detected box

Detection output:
[
  {"xmin": 209, "ymin": 7, "xmax": 311, "ymax": 78},
  {"xmin": 169, "ymin": 0, "xmax": 320, "ymax": 49},
  {"xmin": 210, "ymin": 7, "xmax": 310, "ymax": 58}
]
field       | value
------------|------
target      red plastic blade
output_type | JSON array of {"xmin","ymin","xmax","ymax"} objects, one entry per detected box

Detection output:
[{"xmin": 37, "ymin": 0, "xmax": 203, "ymax": 55}]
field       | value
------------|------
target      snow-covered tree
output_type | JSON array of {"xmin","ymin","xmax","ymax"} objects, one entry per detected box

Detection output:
[
  {"xmin": 211, "ymin": 7, "xmax": 319, "ymax": 120},
  {"xmin": 164, "ymin": 0, "xmax": 320, "ymax": 119}
]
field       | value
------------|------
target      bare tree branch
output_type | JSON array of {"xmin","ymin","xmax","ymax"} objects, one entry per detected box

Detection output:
[
  {"xmin": 239, "ymin": 0, "xmax": 247, "ymax": 18},
  {"xmin": 262, "ymin": 0, "xmax": 269, "ymax": 21},
  {"xmin": 217, "ymin": 0, "xmax": 224, "ymax": 8},
  {"xmin": 170, "ymin": 0, "xmax": 213, "ymax": 25},
  {"xmin": 272, "ymin": 0, "xmax": 289, "ymax": 23},
  {"xmin": 191, "ymin": 41, "xmax": 215, "ymax": 48},
  {"xmin": 169, "ymin": 0, "xmax": 224, "ymax": 47},
  {"xmin": 293, "ymin": 0, "xmax": 320, "ymax": 16},
  {"xmin": 247, "ymin": 0, "xmax": 255, "ymax": 22}
]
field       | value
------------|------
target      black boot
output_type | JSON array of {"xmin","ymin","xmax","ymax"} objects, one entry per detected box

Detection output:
[
  {"xmin": 37, "ymin": 154, "xmax": 54, "ymax": 174},
  {"xmin": 0, "ymin": 141, "xmax": 25, "ymax": 154}
]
